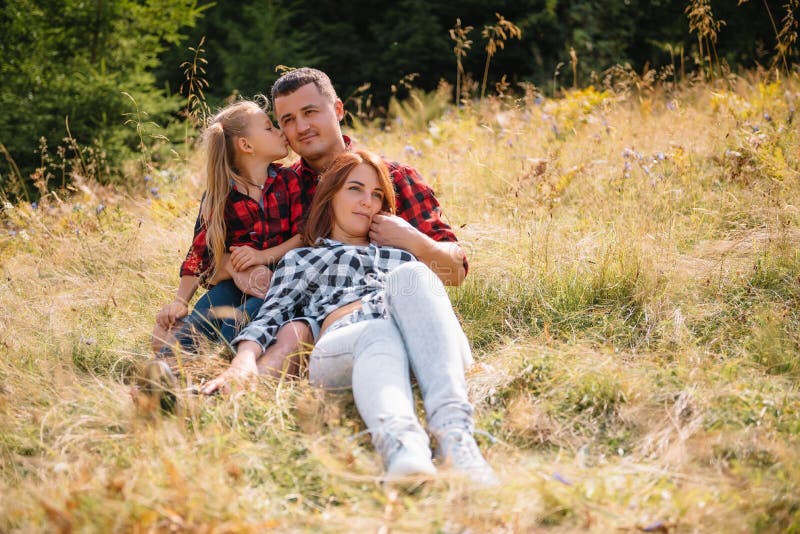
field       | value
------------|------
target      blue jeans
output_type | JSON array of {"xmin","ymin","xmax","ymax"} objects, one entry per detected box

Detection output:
[
  {"xmin": 159, "ymin": 280, "xmax": 264, "ymax": 357},
  {"xmin": 308, "ymin": 262, "xmax": 474, "ymax": 436}
]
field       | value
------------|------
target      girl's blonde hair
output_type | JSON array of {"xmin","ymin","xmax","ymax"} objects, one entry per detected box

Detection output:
[{"xmin": 201, "ymin": 99, "xmax": 265, "ymax": 278}]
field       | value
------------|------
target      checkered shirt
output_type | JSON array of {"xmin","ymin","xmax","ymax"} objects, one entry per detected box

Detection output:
[
  {"xmin": 291, "ymin": 136, "xmax": 468, "ymax": 273},
  {"xmin": 233, "ymin": 239, "xmax": 416, "ymax": 351},
  {"xmin": 180, "ymin": 164, "xmax": 314, "ymax": 279}
]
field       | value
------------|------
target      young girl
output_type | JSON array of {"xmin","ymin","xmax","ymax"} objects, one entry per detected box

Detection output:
[
  {"xmin": 151, "ymin": 99, "xmax": 309, "ymax": 359},
  {"xmin": 204, "ymin": 150, "xmax": 497, "ymax": 485}
]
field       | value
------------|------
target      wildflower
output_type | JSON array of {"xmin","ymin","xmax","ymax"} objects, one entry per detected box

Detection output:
[
  {"xmin": 624, "ymin": 161, "xmax": 632, "ymax": 172},
  {"xmin": 534, "ymin": 96, "xmax": 543, "ymax": 105},
  {"xmin": 666, "ymin": 100, "xmax": 677, "ymax": 111},
  {"xmin": 763, "ymin": 112, "xmax": 772, "ymax": 123},
  {"xmin": 552, "ymin": 472, "xmax": 572, "ymax": 486},
  {"xmin": 31, "ymin": 202, "xmax": 38, "ymax": 210},
  {"xmin": 144, "ymin": 174, "xmax": 152, "ymax": 182},
  {"xmin": 751, "ymin": 124, "xmax": 760, "ymax": 133},
  {"xmin": 654, "ymin": 152, "xmax": 666, "ymax": 161},
  {"xmin": 96, "ymin": 204, "xmax": 105, "ymax": 215},
  {"xmin": 403, "ymin": 145, "xmax": 416, "ymax": 155},
  {"xmin": 149, "ymin": 187, "xmax": 159, "ymax": 198},
  {"xmin": 8, "ymin": 229, "xmax": 17, "ymax": 237}
]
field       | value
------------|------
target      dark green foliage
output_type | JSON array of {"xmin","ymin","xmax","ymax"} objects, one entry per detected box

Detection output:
[
  {"xmin": 0, "ymin": 0, "xmax": 203, "ymax": 197},
  {"xmin": 1, "ymin": 0, "xmax": 796, "ymax": 200}
]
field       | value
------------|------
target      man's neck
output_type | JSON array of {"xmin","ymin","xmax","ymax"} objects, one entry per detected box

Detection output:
[{"xmin": 305, "ymin": 140, "xmax": 348, "ymax": 175}]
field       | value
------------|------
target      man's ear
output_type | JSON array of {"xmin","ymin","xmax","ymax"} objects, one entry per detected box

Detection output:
[{"xmin": 334, "ymin": 99, "xmax": 345, "ymax": 122}]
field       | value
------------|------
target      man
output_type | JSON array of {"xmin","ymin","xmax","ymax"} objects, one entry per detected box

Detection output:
[{"xmin": 243, "ymin": 67, "xmax": 468, "ymax": 376}]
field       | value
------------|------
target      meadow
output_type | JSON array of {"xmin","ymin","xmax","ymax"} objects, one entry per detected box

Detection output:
[{"xmin": 1, "ymin": 72, "xmax": 799, "ymax": 532}]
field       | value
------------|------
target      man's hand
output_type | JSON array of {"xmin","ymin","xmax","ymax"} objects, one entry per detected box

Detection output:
[
  {"xmin": 370, "ymin": 213, "xmax": 466, "ymax": 286},
  {"xmin": 230, "ymin": 245, "xmax": 265, "ymax": 271},
  {"xmin": 369, "ymin": 213, "xmax": 422, "ymax": 252},
  {"xmin": 155, "ymin": 300, "xmax": 188, "ymax": 330},
  {"xmin": 231, "ymin": 265, "xmax": 272, "ymax": 298}
]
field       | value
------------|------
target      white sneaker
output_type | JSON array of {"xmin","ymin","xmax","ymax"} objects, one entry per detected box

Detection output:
[
  {"xmin": 372, "ymin": 420, "xmax": 436, "ymax": 479},
  {"xmin": 384, "ymin": 433, "xmax": 437, "ymax": 478},
  {"xmin": 433, "ymin": 427, "xmax": 499, "ymax": 486}
]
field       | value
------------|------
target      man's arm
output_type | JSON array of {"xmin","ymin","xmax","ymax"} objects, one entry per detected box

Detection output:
[
  {"xmin": 381, "ymin": 162, "xmax": 468, "ymax": 286},
  {"xmin": 369, "ymin": 214, "xmax": 466, "ymax": 285}
]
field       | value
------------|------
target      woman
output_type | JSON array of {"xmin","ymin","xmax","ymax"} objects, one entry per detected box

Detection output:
[{"xmin": 206, "ymin": 150, "xmax": 497, "ymax": 484}]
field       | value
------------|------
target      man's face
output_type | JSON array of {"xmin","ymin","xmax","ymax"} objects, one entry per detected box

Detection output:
[{"xmin": 274, "ymin": 83, "xmax": 345, "ymax": 166}]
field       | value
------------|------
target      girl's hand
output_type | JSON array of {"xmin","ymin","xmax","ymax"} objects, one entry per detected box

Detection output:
[
  {"xmin": 156, "ymin": 300, "xmax": 188, "ymax": 329},
  {"xmin": 229, "ymin": 245, "xmax": 264, "ymax": 271}
]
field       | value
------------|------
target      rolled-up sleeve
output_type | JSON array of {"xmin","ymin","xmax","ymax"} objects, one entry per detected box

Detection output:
[{"xmin": 232, "ymin": 252, "xmax": 316, "ymax": 351}]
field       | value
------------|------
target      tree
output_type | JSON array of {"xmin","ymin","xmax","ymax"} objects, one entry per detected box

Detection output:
[{"xmin": 0, "ymin": 0, "xmax": 203, "ymax": 198}]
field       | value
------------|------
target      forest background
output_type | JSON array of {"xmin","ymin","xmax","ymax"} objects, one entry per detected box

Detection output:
[{"xmin": 1, "ymin": 0, "xmax": 797, "ymax": 198}]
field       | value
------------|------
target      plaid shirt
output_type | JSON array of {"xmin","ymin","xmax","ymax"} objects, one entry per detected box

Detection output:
[
  {"xmin": 233, "ymin": 239, "xmax": 416, "ymax": 351},
  {"xmin": 180, "ymin": 164, "xmax": 314, "ymax": 278},
  {"xmin": 291, "ymin": 137, "xmax": 468, "ymax": 272}
]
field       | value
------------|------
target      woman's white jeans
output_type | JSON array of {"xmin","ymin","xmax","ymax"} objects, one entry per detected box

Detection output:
[{"xmin": 308, "ymin": 262, "xmax": 475, "ymax": 434}]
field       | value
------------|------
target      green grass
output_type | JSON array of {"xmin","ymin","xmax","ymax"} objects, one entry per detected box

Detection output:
[{"xmin": 2, "ymin": 73, "xmax": 800, "ymax": 532}]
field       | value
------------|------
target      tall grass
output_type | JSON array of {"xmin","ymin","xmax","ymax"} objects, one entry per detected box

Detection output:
[{"xmin": 2, "ymin": 72, "xmax": 800, "ymax": 531}]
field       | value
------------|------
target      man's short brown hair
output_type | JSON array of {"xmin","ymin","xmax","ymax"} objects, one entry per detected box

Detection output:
[{"xmin": 271, "ymin": 67, "xmax": 338, "ymax": 103}]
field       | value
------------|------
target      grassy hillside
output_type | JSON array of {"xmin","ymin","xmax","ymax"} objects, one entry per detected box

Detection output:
[{"xmin": 1, "ymin": 73, "xmax": 799, "ymax": 532}]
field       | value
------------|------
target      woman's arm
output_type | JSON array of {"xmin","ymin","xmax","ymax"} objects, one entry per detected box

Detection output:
[
  {"xmin": 233, "ymin": 252, "xmax": 314, "ymax": 351},
  {"xmin": 200, "ymin": 340, "xmax": 262, "ymax": 395},
  {"xmin": 201, "ymin": 251, "xmax": 314, "ymax": 394}
]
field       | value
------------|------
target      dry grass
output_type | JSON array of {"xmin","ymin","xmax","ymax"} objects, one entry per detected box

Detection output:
[{"xmin": 2, "ymin": 73, "xmax": 799, "ymax": 532}]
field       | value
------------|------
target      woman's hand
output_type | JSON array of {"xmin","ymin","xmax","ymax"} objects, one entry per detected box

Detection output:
[
  {"xmin": 202, "ymin": 342, "xmax": 261, "ymax": 395},
  {"xmin": 230, "ymin": 245, "xmax": 265, "ymax": 271},
  {"xmin": 155, "ymin": 300, "xmax": 188, "ymax": 329}
]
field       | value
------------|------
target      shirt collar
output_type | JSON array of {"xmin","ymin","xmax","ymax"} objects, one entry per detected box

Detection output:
[
  {"xmin": 315, "ymin": 236, "xmax": 372, "ymax": 248},
  {"xmin": 229, "ymin": 163, "xmax": 278, "ymax": 194}
]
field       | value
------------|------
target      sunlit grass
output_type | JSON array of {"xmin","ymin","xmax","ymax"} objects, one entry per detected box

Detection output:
[{"xmin": 2, "ymin": 73, "xmax": 799, "ymax": 532}]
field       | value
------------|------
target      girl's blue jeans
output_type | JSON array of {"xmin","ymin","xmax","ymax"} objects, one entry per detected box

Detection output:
[{"xmin": 159, "ymin": 280, "xmax": 263, "ymax": 357}]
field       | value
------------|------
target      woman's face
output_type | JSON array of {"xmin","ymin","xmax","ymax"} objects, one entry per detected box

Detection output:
[{"xmin": 330, "ymin": 163, "xmax": 385, "ymax": 244}]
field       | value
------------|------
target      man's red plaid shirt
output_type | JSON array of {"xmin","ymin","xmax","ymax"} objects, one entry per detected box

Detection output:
[{"xmin": 180, "ymin": 164, "xmax": 313, "ymax": 278}]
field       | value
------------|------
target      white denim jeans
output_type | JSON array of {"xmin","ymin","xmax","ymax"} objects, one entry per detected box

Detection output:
[{"xmin": 309, "ymin": 262, "xmax": 475, "ymax": 433}]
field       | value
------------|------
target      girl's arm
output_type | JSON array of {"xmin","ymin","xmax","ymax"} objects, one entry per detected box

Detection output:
[
  {"xmin": 229, "ymin": 234, "xmax": 304, "ymax": 272},
  {"xmin": 155, "ymin": 275, "xmax": 201, "ymax": 329},
  {"xmin": 205, "ymin": 253, "xmax": 233, "ymax": 284}
]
